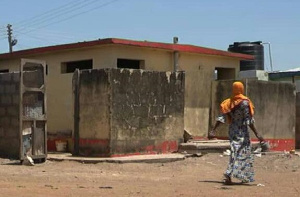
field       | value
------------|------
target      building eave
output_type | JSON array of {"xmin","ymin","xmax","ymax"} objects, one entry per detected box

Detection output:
[{"xmin": 0, "ymin": 38, "xmax": 254, "ymax": 60}]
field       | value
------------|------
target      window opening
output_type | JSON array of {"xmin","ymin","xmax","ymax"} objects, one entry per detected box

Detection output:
[
  {"xmin": 117, "ymin": 58, "xmax": 144, "ymax": 69},
  {"xmin": 61, "ymin": 59, "xmax": 93, "ymax": 74}
]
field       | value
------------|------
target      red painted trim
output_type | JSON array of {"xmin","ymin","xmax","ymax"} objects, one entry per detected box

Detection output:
[
  {"xmin": 111, "ymin": 140, "xmax": 178, "ymax": 157},
  {"xmin": 191, "ymin": 136, "xmax": 295, "ymax": 151},
  {"xmin": 251, "ymin": 139, "xmax": 295, "ymax": 151},
  {"xmin": 0, "ymin": 38, "xmax": 253, "ymax": 60},
  {"xmin": 78, "ymin": 138, "xmax": 109, "ymax": 146},
  {"xmin": 47, "ymin": 139, "xmax": 57, "ymax": 151},
  {"xmin": 76, "ymin": 139, "xmax": 178, "ymax": 157}
]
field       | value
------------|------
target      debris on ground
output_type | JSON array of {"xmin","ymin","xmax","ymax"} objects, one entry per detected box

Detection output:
[
  {"xmin": 257, "ymin": 183, "xmax": 265, "ymax": 187},
  {"xmin": 260, "ymin": 141, "xmax": 270, "ymax": 152},
  {"xmin": 253, "ymin": 147, "xmax": 262, "ymax": 157},
  {"xmin": 223, "ymin": 149, "xmax": 231, "ymax": 156},
  {"xmin": 184, "ymin": 153, "xmax": 203, "ymax": 158}
]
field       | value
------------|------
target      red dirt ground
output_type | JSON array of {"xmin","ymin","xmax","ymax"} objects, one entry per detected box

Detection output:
[{"xmin": 0, "ymin": 153, "xmax": 300, "ymax": 197}]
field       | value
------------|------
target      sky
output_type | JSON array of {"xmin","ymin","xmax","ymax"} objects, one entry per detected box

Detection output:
[{"xmin": 0, "ymin": 0, "xmax": 299, "ymax": 71}]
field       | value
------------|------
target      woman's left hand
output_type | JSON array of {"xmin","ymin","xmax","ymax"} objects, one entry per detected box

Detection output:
[{"xmin": 256, "ymin": 134, "xmax": 265, "ymax": 143}]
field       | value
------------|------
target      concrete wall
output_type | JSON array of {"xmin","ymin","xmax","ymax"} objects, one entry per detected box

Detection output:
[
  {"xmin": 211, "ymin": 79, "xmax": 296, "ymax": 151},
  {"xmin": 75, "ymin": 68, "xmax": 185, "ymax": 156},
  {"xmin": 179, "ymin": 53, "xmax": 239, "ymax": 137},
  {"xmin": 269, "ymin": 76, "xmax": 300, "ymax": 92},
  {"xmin": 0, "ymin": 72, "xmax": 20, "ymax": 158},
  {"xmin": 110, "ymin": 69, "xmax": 185, "ymax": 155},
  {"xmin": 0, "ymin": 44, "xmax": 240, "ymax": 140},
  {"xmin": 296, "ymin": 92, "xmax": 300, "ymax": 149},
  {"xmin": 77, "ymin": 69, "xmax": 111, "ymax": 156}
]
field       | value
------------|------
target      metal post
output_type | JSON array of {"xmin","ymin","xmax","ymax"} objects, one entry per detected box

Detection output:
[
  {"xmin": 73, "ymin": 69, "xmax": 80, "ymax": 155},
  {"xmin": 173, "ymin": 37, "xmax": 179, "ymax": 72},
  {"xmin": 268, "ymin": 43, "xmax": 273, "ymax": 72}
]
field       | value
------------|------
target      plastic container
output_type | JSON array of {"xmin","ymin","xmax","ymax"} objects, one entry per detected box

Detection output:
[{"xmin": 55, "ymin": 140, "xmax": 67, "ymax": 152}]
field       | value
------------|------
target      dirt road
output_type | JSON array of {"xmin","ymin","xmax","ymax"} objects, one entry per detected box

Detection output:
[{"xmin": 0, "ymin": 153, "xmax": 300, "ymax": 197}]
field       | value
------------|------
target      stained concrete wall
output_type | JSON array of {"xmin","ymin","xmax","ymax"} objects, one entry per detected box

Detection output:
[
  {"xmin": 211, "ymin": 79, "xmax": 296, "ymax": 150},
  {"xmin": 296, "ymin": 93, "xmax": 300, "ymax": 149},
  {"xmin": 0, "ymin": 73, "xmax": 20, "ymax": 158},
  {"xmin": 76, "ymin": 68, "xmax": 185, "ymax": 156},
  {"xmin": 110, "ymin": 69, "xmax": 185, "ymax": 155},
  {"xmin": 77, "ymin": 69, "xmax": 111, "ymax": 156}
]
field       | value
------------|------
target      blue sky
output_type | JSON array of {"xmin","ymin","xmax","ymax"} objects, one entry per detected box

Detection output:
[{"xmin": 0, "ymin": 0, "xmax": 299, "ymax": 71}]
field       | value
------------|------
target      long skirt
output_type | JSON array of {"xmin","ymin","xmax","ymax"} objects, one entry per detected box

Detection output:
[{"xmin": 225, "ymin": 140, "xmax": 255, "ymax": 183}]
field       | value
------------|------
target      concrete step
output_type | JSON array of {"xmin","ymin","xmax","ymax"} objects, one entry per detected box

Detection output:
[
  {"xmin": 178, "ymin": 139, "xmax": 260, "ymax": 154},
  {"xmin": 47, "ymin": 153, "xmax": 186, "ymax": 164}
]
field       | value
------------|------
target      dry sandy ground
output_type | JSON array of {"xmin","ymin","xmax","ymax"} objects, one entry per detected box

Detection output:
[{"xmin": 0, "ymin": 153, "xmax": 300, "ymax": 197}]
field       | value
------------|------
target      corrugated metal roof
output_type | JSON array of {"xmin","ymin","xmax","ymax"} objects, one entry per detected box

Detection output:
[
  {"xmin": 285, "ymin": 67, "xmax": 300, "ymax": 72},
  {"xmin": 269, "ymin": 67, "xmax": 300, "ymax": 79}
]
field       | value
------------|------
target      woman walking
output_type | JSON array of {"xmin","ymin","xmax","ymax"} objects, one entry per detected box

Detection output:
[{"xmin": 209, "ymin": 81, "xmax": 265, "ymax": 184}]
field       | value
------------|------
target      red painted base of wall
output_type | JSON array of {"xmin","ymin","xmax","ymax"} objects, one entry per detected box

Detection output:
[
  {"xmin": 48, "ymin": 136, "xmax": 295, "ymax": 154},
  {"xmin": 111, "ymin": 140, "xmax": 178, "ymax": 157},
  {"xmin": 191, "ymin": 136, "xmax": 295, "ymax": 151},
  {"xmin": 79, "ymin": 138, "xmax": 109, "ymax": 146},
  {"xmin": 251, "ymin": 139, "xmax": 295, "ymax": 151},
  {"xmin": 48, "ymin": 138, "xmax": 178, "ymax": 157},
  {"xmin": 47, "ymin": 140, "xmax": 56, "ymax": 151}
]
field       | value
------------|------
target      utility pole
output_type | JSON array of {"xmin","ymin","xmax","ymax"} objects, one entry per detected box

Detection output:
[
  {"xmin": 7, "ymin": 24, "xmax": 13, "ymax": 53},
  {"xmin": 7, "ymin": 24, "xmax": 17, "ymax": 53}
]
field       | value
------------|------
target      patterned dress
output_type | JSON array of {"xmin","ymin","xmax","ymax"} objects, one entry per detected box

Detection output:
[{"xmin": 217, "ymin": 100, "xmax": 255, "ymax": 183}]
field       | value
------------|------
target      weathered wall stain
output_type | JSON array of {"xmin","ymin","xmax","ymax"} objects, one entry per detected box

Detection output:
[{"xmin": 75, "ymin": 68, "xmax": 185, "ymax": 157}]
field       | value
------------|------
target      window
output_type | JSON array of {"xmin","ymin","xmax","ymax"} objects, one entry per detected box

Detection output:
[
  {"xmin": 0, "ymin": 69, "xmax": 9, "ymax": 73},
  {"xmin": 61, "ymin": 59, "xmax": 93, "ymax": 74},
  {"xmin": 117, "ymin": 58, "xmax": 145, "ymax": 69},
  {"xmin": 214, "ymin": 68, "xmax": 236, "ymax": 80}
]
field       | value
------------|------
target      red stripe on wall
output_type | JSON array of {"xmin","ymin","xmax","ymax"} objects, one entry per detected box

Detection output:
[
  {"xmin": 112, "ymin": 140, "xmax": 178, "ymax": 157},
  {"xmin": 48, "ymin": 138, "xmax": 178, "ymax": 157},
  {"xmin": 251, "ymin": 139, "xmax": 295, "ymax": 151},
  {"xmin": 78, "ymin": 139, "xmax": 109, "ymax": 146},
  {"xmin": 191, "ymin": 136, "xmax": 295, "ymax": 151}
]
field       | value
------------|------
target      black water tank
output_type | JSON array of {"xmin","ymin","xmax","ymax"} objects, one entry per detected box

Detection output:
[{"xmin": 228, "ymin": 41, "xmax": 264, "ymax": 71}]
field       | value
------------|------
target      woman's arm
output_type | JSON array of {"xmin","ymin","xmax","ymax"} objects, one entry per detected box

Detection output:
[
  {"xmin": 249, "ymin": 123, "xmax": 265, "ymax": 142},
  {"xmin": 208, "ymin": 120, "xmax": 222, "ymax": 139},
  {"xmin": 242, "ymin": 100, "xmax": 265, "ymax": 143},
  {"xmin": 208, "ymin": 113, "xmax": 227, "ymax": 139}
]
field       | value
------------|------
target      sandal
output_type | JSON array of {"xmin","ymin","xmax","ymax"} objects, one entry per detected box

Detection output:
[{"xmin": 223, "ymin": 174, "xmax": 232, "ymax": 185}]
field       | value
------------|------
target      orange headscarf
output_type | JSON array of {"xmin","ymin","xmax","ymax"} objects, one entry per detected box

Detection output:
[{"xmin": 220, "ymin": 82, "xmax": 254, "ymax": 123}]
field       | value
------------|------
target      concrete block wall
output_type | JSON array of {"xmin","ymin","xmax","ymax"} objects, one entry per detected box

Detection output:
[
  {"xmin": 0, "ymin": 72, "xmax": 20, "ymax": 158},
  {"xmin": 211, "ymin": 79, "xmax": 296, "ymax": 151},
  {"xmin": 75, "ymin": 68, "xmax": 185, "ymax": 157}
]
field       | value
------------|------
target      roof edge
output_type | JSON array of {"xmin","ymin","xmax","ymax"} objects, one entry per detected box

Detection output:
[{"xmin": 0, "ymin": 38, "xmax": 254, "ymax": 60}]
